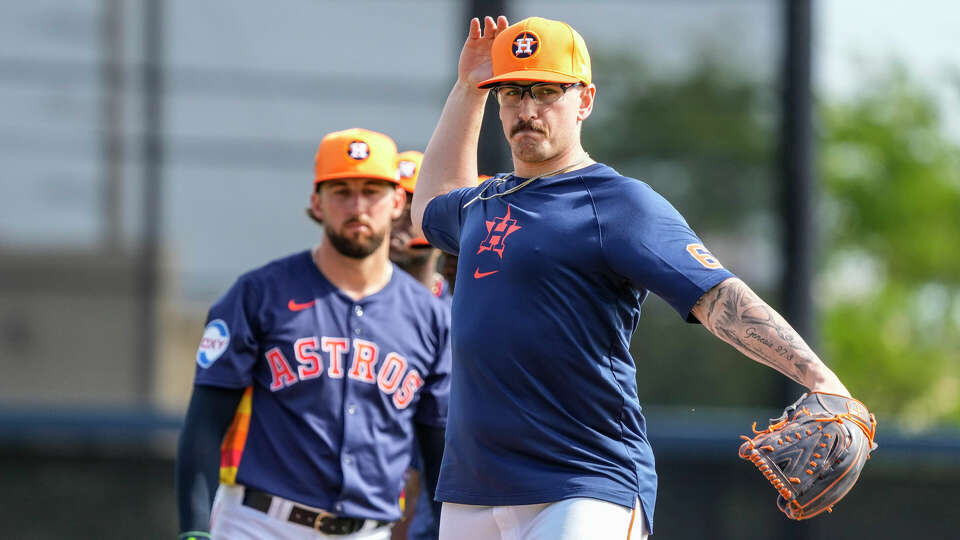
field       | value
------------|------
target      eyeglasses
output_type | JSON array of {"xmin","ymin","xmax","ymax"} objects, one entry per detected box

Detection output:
[{"xmin": 491, "ymin": 82, "xmax": 582, "ymax": 107}]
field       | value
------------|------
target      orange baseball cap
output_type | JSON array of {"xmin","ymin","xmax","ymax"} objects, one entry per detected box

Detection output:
[
  {"xmin": 313, "ymin": 128, "xmax": 399, "ymax": 185},
  {"xmin": 478, "ymin": 17, "xmax": 591, "ymax": 89},
  {"xmin": 408, "ymin": 237, "xmax": 431, "ymax": 248},
  {"xmin": 396, "ymin": 150, "xmax": 423, "ymax": 194}
]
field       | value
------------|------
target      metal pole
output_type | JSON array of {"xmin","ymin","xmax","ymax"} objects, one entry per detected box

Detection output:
[
  {"xmin": 100, "ymin": 0, "xmax": 124, "ymax": 252},
  {"xmin": 138, "ymin": 0, "xmax": 164, "ymax": 405},
  {"xmin": 466, "ymin": 0, "xmax": 511, "ymax": 176},
  {"xmin": 780, "ymin": 0, "xmax": 815, "ymax": 536},
  {"xmin": 781, "ymin": 0, "xmax": 816, "ymax": 381}
]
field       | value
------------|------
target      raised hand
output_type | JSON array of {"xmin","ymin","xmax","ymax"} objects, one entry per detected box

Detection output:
[{"xmin": 458, "ymin": 16, "xmax": 509, "ymax": 90}]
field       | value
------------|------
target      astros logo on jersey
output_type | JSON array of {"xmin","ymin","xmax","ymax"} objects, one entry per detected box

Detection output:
[
  {"xmin": 512, "ymin": 32, "xmax": 539, "ymax": 58},
  {"xmin": 477, "ymin": 205, "xmax": 522, "ymax": 258},
  {"xmin": 348, "ymin": 141, "xmax": 370, "ymax": 160}
]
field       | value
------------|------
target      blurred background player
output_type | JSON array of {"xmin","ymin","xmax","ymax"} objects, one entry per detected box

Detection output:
[
  {"xmin": 389, "ymin": 155, "xmax": 490, "ymax": 540},
  {"xmin": 390, "ymin": 151, "xmax": 448, "ymax": 300},
  {"xmin": 392, "ymin": 154, "xmax": 491, "ymax": 301},
  {"xmin": 175, "ymin": 128, "xmax": 451, "ymax": 540},
  {"xmin": 390, "ymin": 150, "xmax": 443, "ymax": 540}
]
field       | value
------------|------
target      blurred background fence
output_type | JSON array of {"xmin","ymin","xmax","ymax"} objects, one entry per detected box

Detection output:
[{"xmin": 1, "ymin": 1, "xmax": 958, "ymax": 538}]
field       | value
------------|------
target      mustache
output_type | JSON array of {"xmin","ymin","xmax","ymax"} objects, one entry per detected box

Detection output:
[
  {"xmin": 510, "ymin": 120, "xmax": 546, "ymax": 137},
  {"xmin": 343, "ymin": 217, "xmax": 372, "ymax": 228}
]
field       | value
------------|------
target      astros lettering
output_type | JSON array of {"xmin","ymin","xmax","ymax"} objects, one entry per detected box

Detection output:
[{"xmin": 260, "ymin": 336, "xmax": 425, "ymax": 408}]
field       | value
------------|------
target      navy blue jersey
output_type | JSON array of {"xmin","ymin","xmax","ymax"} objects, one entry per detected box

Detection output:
[
  {"xmin": 421, "ymin": 163, "xmax": 734, "ymax": 533},
  {"xmin": 193, "ymin": 251, "xmax": 451, "ymax": 521}
]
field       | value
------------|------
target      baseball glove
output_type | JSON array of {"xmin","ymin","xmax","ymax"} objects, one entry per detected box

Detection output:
[{"xmin": 738, "ymin": 392, "xmax": 878, "ymax": 520}]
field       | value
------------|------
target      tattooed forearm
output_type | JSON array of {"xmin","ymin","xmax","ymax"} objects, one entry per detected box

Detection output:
[{"xmin": 691, "ymin": 277, "xmax": 846, "ymax": 394}]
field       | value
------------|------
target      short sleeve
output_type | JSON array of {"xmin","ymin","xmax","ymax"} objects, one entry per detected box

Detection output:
[
  {"xmin": 421, "ymin": 187, "xmax": 475, "ymax": 255},
  {"xmin": 413, "ymin": 309, "xmax": 452, "ymax": 428},
  {"xmin": 596, "ymin": 181, "xmax": 735, "ymax": 321},
  {"xmin": 192, "ymin": 275, "xmax": 263, "ymax": 388}
]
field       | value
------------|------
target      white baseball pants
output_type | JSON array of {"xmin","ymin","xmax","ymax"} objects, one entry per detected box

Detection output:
[
  {"xmin": 438, "ymin": 497, "xmax": 649, "ymax": 540},
  {"xmin": 210, "ymin": 484, "xmax": 392, "ymax": 540}
]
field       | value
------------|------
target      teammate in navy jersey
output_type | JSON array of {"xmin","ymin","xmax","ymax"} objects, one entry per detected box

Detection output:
[
  {"xmin": 175, "ymin": 128, "xmax": 451, "ymax": 540},
  {"xmin": 410, "ymin": 16, "xmax": 853, "ymax": 540}
]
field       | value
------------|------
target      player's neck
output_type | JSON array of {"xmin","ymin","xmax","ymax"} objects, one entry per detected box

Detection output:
[
  {"xmin": 313, "ymin": 241, "xmax": 393, "ymax": 301},
  {"xmin": 512, "ymin": 144, "xmax": 594, "ymax": 179}
]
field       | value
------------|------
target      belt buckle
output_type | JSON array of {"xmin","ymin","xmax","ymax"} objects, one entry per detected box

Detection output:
[{"xmin": 312, "ymin": 509, "xmax": 336, "ymax": 532}]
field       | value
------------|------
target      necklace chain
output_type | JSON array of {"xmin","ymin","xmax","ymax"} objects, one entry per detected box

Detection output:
[{"xmin": 462, "ymin": 153, "xmax": 591, "ymax": 208}]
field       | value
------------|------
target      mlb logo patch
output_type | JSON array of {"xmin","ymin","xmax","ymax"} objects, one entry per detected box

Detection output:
[
  {"xmin": 197, "ymin": 319, "xmax": 230, "ymax": 368},
  {"xmin": 348, "ymin": 141, "xmax": 370, "ymax": 160},
  {"xmin": 512, "ymin": 32, "xmax": 539, "ymax": 59},
  {"xmin": 398, "ymin": 160, "xmax": 417, "ymax": 179}
]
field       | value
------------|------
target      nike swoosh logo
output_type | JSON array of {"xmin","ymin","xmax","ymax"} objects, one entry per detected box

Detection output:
[
  {"xmin": 288, "ymin": 299, "xmax": 317, "ymax": 311},
  {"xmin": 473, "ymin": 268, "xmax": 499, "ymax": 279}
]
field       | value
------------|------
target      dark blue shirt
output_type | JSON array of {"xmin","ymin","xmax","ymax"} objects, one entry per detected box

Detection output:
[
  {"xmin": 193, "ymin": 251, "xmax": 452, "ymax": 521},
  {"xmin": 421, "ymin": 164, "xmax": 734, "ymax": 533}
]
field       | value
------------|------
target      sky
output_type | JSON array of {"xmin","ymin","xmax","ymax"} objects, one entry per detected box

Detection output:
[{"xmin": 817, "ymin": 0, "xmax": 960, "ymax": 139}]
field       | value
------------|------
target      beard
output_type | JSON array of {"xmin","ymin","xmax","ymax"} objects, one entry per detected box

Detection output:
[{"xmin": 325, "ymin": 221, "xmax": 386, "ymax": 259}]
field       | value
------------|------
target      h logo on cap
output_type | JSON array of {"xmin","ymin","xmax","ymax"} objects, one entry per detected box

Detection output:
[
  {"xmin": 348, "ymin": 141, "xmax": 370, "ymax": 160},
  {"xmin": 513, "ymin": 32, "xmax": 539, "ymax": 58},
  {"xmin": 398, "ymin": 160, "xmax": 417, "ymax": 179}
]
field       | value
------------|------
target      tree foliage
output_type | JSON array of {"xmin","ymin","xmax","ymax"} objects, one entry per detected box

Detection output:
[{"xmin": 819, "ymin": 65, "xmax": 960, "ymax": 425}]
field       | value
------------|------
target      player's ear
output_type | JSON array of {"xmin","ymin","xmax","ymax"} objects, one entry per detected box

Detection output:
[
  {"xmin": 390, "ymin": 185, "xmax": 406, "ymax": 220},
  {"xmin": 576, "ymin": 84, "xmax": 596, "ymax": 122},
  {"xmin": 309, "ymin": 189, "xmax": 324, "ymax": 222}
]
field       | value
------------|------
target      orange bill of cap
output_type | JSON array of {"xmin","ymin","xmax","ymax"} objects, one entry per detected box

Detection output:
[{"xmin": 407, "ymin": 236, "xmax": 431, "ymax": 248}]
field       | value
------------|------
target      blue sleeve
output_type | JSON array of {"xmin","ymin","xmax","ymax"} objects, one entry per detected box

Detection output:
[
  {"xmin": 193, "ymin": 275, "xmax": 263, "ymax": 388},
  {"xmin": 595, "ymin": 180, "xmax": 735, "ymax": 321},
  {"xmin": 421, "ymin": 187, "xmax": 476, "ymax": 255},
  {"xmin": 176, "ymin": 385, "xmax": 246, "ymax": 535},
  {"xmin": 413, "ymin": 306, "xmax": 452, "ymax": 428}
]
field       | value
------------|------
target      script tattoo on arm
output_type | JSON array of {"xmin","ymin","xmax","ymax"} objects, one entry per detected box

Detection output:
[{"xmin": 691, "ymin": 277, "xmax": 836, "ymax": 390}]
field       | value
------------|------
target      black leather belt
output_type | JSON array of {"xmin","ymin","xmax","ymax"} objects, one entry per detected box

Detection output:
[{"xmin": 241, "ymin": 488, "xmax": 390, "ymax": 535}]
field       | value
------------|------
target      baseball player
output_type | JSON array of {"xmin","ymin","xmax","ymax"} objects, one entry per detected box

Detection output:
[
  {"xmin": 409, "ymin": 16, "xmax": 853, "ymax": 539},
  {"xmin": 175, "ymin": 128, "xmax": 451, "ymax": 540},
  {"xmin": 388, "ymin": 150, "xmax": 445, "ymax": 540},
  {"xmin": 391, "ymin": 151, "xmax": 448, "ymax": 301},
  {"xmin": 390, "ymin": 162, "xmax": 489, "ymax": 540}
]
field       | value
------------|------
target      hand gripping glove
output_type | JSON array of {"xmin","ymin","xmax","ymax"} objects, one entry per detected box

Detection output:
[{"xmin": 738, "ymin": 392, "xmax": 878, "ymax": 520}]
